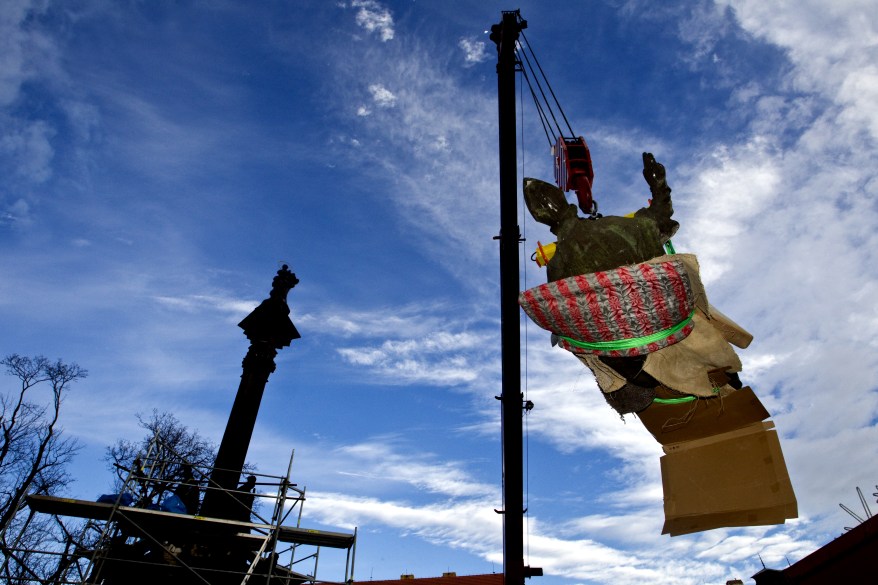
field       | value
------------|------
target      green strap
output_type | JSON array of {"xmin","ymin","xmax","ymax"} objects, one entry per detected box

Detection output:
[
  {"xmin": 652, "ymin": 396, "xmax": 696, "ymax": 404},
  {"xmin": 664, "ymin": 239, "xmax": 676, "ymax": 255},
  {"xmin": 559, "ymin": 310, "xmax": 695, "ymax": 352}
]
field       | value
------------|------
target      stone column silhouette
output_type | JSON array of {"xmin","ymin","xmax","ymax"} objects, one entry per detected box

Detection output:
[{"xmin": 200, "ymin": 265, "xmax": 300, "ymax": 520}]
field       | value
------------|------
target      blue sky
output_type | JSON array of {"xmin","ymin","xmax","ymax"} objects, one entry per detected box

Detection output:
[{"xmin": 2, "ymin": 0, "xmax": 878, "ymax": 583}]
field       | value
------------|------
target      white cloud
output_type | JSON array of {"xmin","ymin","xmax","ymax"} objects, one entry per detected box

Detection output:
[
  {"xmin": 718, "ymin": 0, "xmax": 878, "ymax": 140},
  {"xmin": 523, "ymin": 343, "xmax": 660, "ymax": 463},
  {"xmin": 298, "ymin": 303, "xmax": 461, "ymax": 339},
  {"xmin": 458, "ymin": 37, "xmax": 490, "ymax": 65},
  {"xmin": 837, "ymin": 64, "xmax": 878, "ymax": 138},
  {"xmin": 313, "ymin": 303, "xmax": 498, "ymax": 388},
  {"xmin": 740, "ymin": 351, "xmax": 782, "ymax": 377},
  {"xmin": 432, "ymin": 135, "xmax": 449, "ymax": 152},
  {"xmin": 153, "ymin": 293, "xmax": 258, "ymax": 317},
  {"xmin": 351, "ymin": 0, "xmax": 394, "ymax": 42},
  {"xmin": 676, "ymin": 2, "xmax": 736, "ymax": 71},
  {"xmin": 307, "ymin": 492, "xmax": 502, "ymax": 555},
  {"xmin": 368, "ymin": 83, "xmax": 397, "ymax": 108},
  {"xmin": 0, "ymin": 0, "xmax": 66, "ymax": 222},
  {"xmin": 675, "ymin": 137, "xmax": 782, "ymax": 284},
  {"xmin": 336, "ymin": 329, "xmax": 492, "ymax": 387},
  {"xmin": 334, "ymin": 440, "xmax": 496, "ymax": 497},
  {"xmin": 303, "ymin": 486, "xmax": 811, "ymax": 585}
]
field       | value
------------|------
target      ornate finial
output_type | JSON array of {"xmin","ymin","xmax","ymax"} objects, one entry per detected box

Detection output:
[
  {"xmin": 238, "ymin": 265, "xmax": 301, "ymax": 348},
  {"xmin": 269, "ymin": 264, "xmax": 299, "ymax": 302}
]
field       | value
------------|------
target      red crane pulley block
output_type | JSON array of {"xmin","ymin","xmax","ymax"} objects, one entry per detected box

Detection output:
[{"xmin": 554, "ymin": 135, "xmax": 595, "ymax": 215}]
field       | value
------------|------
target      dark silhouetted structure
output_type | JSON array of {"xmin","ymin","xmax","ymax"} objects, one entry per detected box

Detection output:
[
  {"xmin": 201, "ymin": 264, "xmax": 300, "ymax": 520},
  {"xmin": 490, "ymin": 10, "xmax": 542, "ymax": 585},
  {"xmin": 361, "ymin": 573, "xmax": 505, "ymax": 585},
  {"xmin": 25, "ymin": 267, "xmax": 357, "ymax": 584},
  {"xmin": 753, "ymin": 515, "xmax": 878, "ymax": 584}
]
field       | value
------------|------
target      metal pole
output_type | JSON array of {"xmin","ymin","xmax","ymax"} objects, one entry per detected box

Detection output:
[
  {"xmin": 491, "ymin": 10, "xmax": 525, "ymax": 585},
  {"xmin": 348, "ymin": 526, "xmax": 358, "ymax": 584}
]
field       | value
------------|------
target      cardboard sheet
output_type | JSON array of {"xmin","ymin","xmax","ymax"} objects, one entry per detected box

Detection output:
[
  {"xmin": 660, "ymin": 421, "xmax": 797, "ymax": 536},
  {"xmin": 637, "ymin": 386, "xmax": 770, "ymax": 445}
]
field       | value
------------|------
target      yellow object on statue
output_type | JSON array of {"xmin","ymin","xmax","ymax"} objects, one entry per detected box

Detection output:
[{"xmin": 534, "ymin": 241, "xmax": 556, "ymax": 267}]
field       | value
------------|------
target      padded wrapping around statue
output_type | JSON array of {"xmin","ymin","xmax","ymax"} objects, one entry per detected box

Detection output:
[
  {"xmin": 522, "ymin": 253, "xmax": 748, "ymax": 397},
  {"xmin": 519, "ymin": 257, "xmax": 696, "ymax": 357}
]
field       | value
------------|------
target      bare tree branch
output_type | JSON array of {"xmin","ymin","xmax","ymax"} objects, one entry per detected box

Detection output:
[{"xmin": 0, "ymin": 354, "xmax": 87, "ymax": 583}]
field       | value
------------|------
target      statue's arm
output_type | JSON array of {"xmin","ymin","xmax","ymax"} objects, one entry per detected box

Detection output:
[{"xmin": 636, "ymin": 152, "xmax": 679, "ymax": 242}]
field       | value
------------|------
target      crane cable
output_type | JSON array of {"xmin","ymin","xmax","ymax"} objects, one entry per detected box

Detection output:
[{"xmin": 515, "ymin": 30, "xmax": 578, "ymax": 150}]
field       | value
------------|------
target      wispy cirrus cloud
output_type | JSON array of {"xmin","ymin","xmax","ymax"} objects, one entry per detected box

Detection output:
[
  {"xmin": 324, "ymin": 9, "xmax": 502, "ymax": 290},
  {"xmin": 306, "ymin": 492, "xmax": 501, "ymax": 554},
  {"xmin": 0, "ymin": 0, "xmax": 60, "ymax": 224},
  {"xmin": 0, "ymin": 0, "xmax": 47, "ymax": 107},
  {"xmin": 298, "ymin": 302, "xmax": 499, "ymax": 387},
  {"xmin": 334, "ymin": 440, "xmax": 496, "ymax": 497},
  {"xmin": 153, "ymin": 293, "xmax": 258, "ymax": 317},
  {"xmin": 336, "ymin": 329, "xmax": 492, "ymax": 387},
  {"xmin": 0, "ymin": 118, "xmax": 55, "ymax": 184},
  {"xmin": 296, "ymin": 302, "xmax": 466, "ymax": 339}
]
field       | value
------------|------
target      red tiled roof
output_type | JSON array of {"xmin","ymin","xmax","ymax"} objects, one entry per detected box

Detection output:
[{"xmin": 357, "ymin": 574, "xmax": 504, "ymax": 585}]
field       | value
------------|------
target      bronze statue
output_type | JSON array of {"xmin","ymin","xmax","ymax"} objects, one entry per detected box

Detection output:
[
  {"xmin": 525, "ymin": 153, "xmax": 678, "ymax": 280},
  {"xmin": 521, "ymin": 153, "xmax": 750, "ymax": 414}
]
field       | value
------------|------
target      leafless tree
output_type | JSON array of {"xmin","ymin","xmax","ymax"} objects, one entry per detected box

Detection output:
[
  {"xmin": 105, "ymin": 410, "xmax": 217, "ymax": 512},
  {"xmin": 0, "ymin": 353, "xmax": 87, "ymax": 583}
]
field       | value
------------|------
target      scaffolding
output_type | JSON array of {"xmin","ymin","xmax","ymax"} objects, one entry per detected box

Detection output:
[{"xmin": 17, "ymin": 433, "xmax": 357, "ymax": 585}]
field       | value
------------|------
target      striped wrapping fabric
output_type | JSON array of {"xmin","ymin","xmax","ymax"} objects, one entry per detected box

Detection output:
[{"xmin": 519, "ymin": 258, "xmax": 695, "ymax": 357}]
